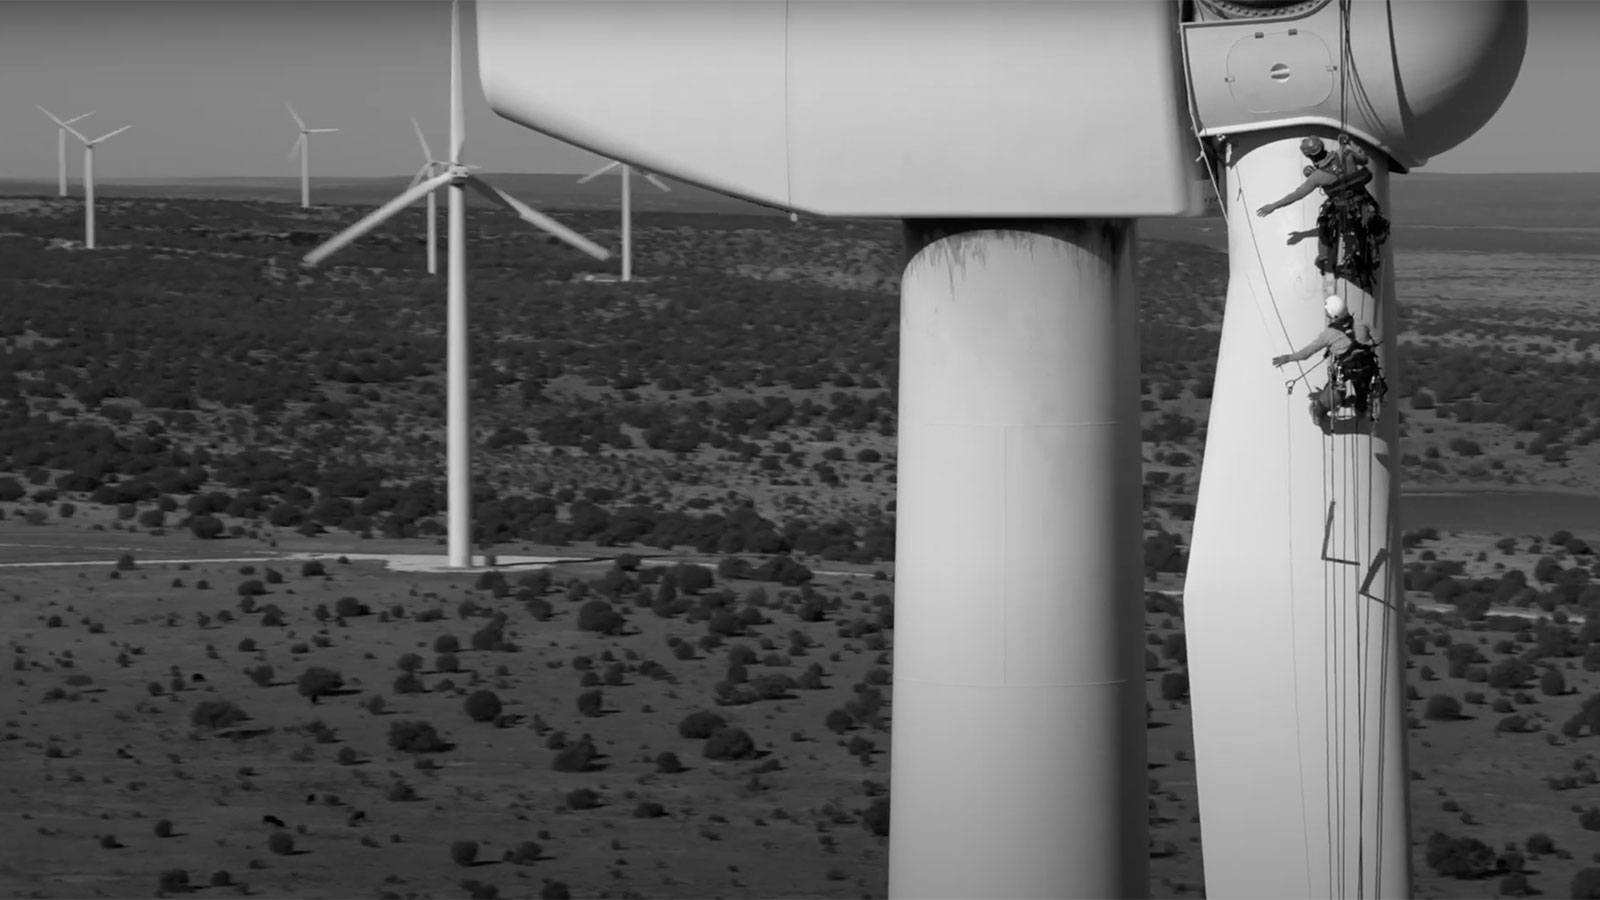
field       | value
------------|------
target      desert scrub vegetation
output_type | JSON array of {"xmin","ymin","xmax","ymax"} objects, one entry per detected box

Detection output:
[
  {"xmin": 388, "ymin": 720, "xmax": 449, "ymax": 754},
  {"xmin": 189, "ymin": 699, "xmax": 247, "ymax": 729}
]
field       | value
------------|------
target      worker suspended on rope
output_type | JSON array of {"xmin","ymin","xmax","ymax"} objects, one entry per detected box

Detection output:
[
  {"xmin": 1254, "ymin": 135, "xmax": 1391, "ymax": 294},
  {"xmin": 1272, "ymin": 294, "xmax": 1388, "ymax": 429}
]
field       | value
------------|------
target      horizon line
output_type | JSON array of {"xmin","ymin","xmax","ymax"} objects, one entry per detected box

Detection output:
[{"xmin": 5, "ymin": 170, "xmax": 1600, "ymax": 184}]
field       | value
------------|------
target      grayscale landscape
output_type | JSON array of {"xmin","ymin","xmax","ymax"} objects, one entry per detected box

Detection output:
[{"xmin": 3, "ymin": 169, "xmax": 1600, "ymax": 899}]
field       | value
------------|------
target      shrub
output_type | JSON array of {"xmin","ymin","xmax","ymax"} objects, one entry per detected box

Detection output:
[
  {"xmin": 1575, "ymin": 868, "xmax": 1600, "ymax": 900},
  {"xmin": 296, "ymin": 667, "xmax": 344, "ymax": 703},
  {"xmin": 248, "ymin": 665, "xmax": 274, "ymax": 688},
  {"xmin": 337, "ymin": 746, "xmax": 360, "ymax": 765},
  {"xmin": 1542, "ymin": 668, "xmax": 1566, "ymax": 696},
  {"xmin": 398, "ymin": 652, "xmax": 424, "ymax": 673},
  {"xmin": 388, "ymin": 720, "xmax": 448, "ymax": 754},
  {"xmin": 703, "ymin": 727, "xmax": 758, "ymax": 761},
  {"xmin": 154, "ymin": 819, "xmax": 175, "ymax": 838},
  {"xmin": 450, "ymin": 839, "xmax": 479, "ymax": 866},
  {"xmin": 825, "ymin": 709, "xmax": 855, "ymax": 734},
  {"xmin": 862, "ymin": 796, "xmax": 890, "ymax": 837},
  {"xmin": 434, "ymin": 635, "xmax": 460, "ymax": 654},
  {"xmin": 565, "ymin": 788, "xmax": 600, "ymax": 810},
  {"xmin": 576, "ymin": 689, "xmax": 604, "ymax": 717},
  {"xmin": 552, "ymin": 737, "xmax": 598, "ymax": 772},
  {"xmin": 507, "ymin": 841, "xmax": 542, "ymax": 864},
  {"xmin": 1499, "ymin": 873, "xmax": 1534, "ymax": 897},
  {"xmin": 1423, "ymin": 694, "xmax": 1462, "ymax": 721},
  {"xmin": 633, "ymin": 801, "xmax": 667, "ymax": 818},
  {"xmin": 577, "ymin": 599, "xmax": 625, "ymax": 636},
  {"xmin": 1424, "ymin": 831, "xmax": 1496, "ymax": 878},
  {"xmin": 335, "ymin": 596, "xmax": 369, "ymax": 618},
  {"xmin": 655, "ymin": 751, "xmax": 684, "ymax": 774},
  {"xmin": 464, "ymin": 690, "xmax": 503, "ymax": 723},
  {"xmin": 436, "ymin": 653, "xmax": 460, "ymax": 673},
  {"xmin": 157, "ymin": 869, "xmax": 189, "ymax": 894},
  {"xmin": 1582, "ymin": 807, "xmax": 1600, "ymax": 832},
  {"xmin": 1488, "ymin": 658, "xmax": 1536, "ymax": 691},
  {"xmin": 190, "ymin": 699, "xmax": 248, "ymax": 729},
  {"xmin": 1527, "ymin": 832, "xmax": 1556, "ymax": 854},
  {"xmin": 301, "ymin": 560, "xmax": 327, "ymax": 577},
  {"xmin": 678, "ymin": 710, "xmax": 727, "ymax": 740},
  {"xmin": 268, "ymin": 831, "xmax": 294, "ymax": 855},
  {"xmin": 1159, "ymin": 671, "xmax": 1190, "ymax": 702},
  {"xmin": 236, "ymin": 579, "xmax": 266, "ymax": 598}
]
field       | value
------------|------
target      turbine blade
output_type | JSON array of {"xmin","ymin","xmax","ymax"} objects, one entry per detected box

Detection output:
[
  {"xmin": 577, "ymin": 160, "xmax": 621, "ymax": 184},
  {"xmin": 63, "ymin": 111, "xmax": 94, "ymax": 125},
  {"xmin": 409, "ymin": 162, "xmax": 434, "ymax": 188},
  {"xmin": 309, "ymin": 128, "xmax": 339, "ymax": 134},
  {"xmin": 36, "ymin": 105, "xmax": 84, "ymax": 141},
  {"xmin": 303, "ymin": 172, "xmax": 456, "ymax": 266},
  {"xmin": 411, "ymin": 116, "xmax": 434, "ymax": 163},
  {"xmin": 449, "ymin": 0, "xmax": 463, "ymax": 163},
  {"xmin": 286, "ymin": 102, "xmax": 305, "ymax": 129},
  {"xmin": 289, "ymin": 135, "xmax": 304, "ymax": 160},
  {"xmin": 643, "ymin": 173, "xmax": 672, "ymax": 192},
  {"xmin": 466, "ymin": 176, "xmax": 610, "ymax": 261},
  {"xmin": 89, "ymin": 125, "xmax": 131, "ymax": 145}
]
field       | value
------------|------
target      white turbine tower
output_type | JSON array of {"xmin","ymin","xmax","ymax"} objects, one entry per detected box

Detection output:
[
  {"xmin": 576, "ymin": 159, "xmax": 670, "ymax": 282},
  {"xmin": 302, "ymin": 0, "xmax": 609, "ymax": 569},
  {"xmin": 286, "ymin": 103, "xmax": 339, "ymax": 209},
  {"xmin": 36, "ymin": 107, "xmax": 94, "ymax": 197},
  {"xmin": 38, "ymin": 108, "xmax": 130, "ymax": 250},
  {"xmin": 409, "ymin": 116, "xmax": 448, "ymax": 275}
]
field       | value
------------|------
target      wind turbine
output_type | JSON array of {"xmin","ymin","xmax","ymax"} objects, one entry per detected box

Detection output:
[
  {"xmin": 576, "ymin": 159, "xmax": 670, "ymax": 281},
  {"xmin": 301, "ymin": 0, "xmax": 609, "ymax": 569},
  {"xmin": 286, "ymin": 103, "xmax": 339, "ymax": 209},
  {"xmin": 36, "ymin": 107, "xmax": 93, "ymax": 197},
  {"xmin": 409, "ymin": 116, "xmax": 447, "ymax": 275},
  {"xmin": 38, "ymin": 109, "xmax": 130, "ymax": 250}
]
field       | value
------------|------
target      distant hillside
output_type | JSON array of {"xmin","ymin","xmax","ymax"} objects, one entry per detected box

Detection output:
[
  {"xmin": 4, "ymin": 171, "xmax": 1600, "ymax": 229},
  {"xmin": 0, "ymin": 173, "xmax": 783, "ymax": 217}
]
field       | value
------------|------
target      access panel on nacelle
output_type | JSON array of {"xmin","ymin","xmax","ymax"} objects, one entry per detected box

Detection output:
[{"xmin": 476, "ymin": 0, "xmax": 1200, "ymax": 218}]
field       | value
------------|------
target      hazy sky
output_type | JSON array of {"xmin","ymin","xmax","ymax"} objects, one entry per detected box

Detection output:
[{"xmin": 0, "ymin": 0, "xmax": 1593, "ymax": 181}]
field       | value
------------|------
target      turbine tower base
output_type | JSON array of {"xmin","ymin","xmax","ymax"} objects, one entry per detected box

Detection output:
[{"xmin": 888, "ymin": 220, "xmax": 1147, "ymax": 900}]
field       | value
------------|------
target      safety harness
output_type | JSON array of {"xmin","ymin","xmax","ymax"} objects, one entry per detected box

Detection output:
[
  {"xmin": 1325, "ymin": 313, "xmax": 1385, "ymax": 415},
  {"xmin": 1313, "ymin": 153, "xmax": 1391, "ymax": 294}
]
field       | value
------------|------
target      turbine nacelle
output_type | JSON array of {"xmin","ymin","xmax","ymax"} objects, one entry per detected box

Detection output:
[{"xmin": 478, "ymin": 1, "xmax": 1197, "ymax": 218}]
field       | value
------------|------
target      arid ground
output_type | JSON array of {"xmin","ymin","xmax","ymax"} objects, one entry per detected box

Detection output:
[{"xmin": 4, "ymin": 177, "xmax": 1600, "ymax": 898}]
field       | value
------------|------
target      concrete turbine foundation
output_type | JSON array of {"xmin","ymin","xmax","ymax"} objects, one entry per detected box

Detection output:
[
  {"xmin": 1184, "ymin": 130, "xmax": 1410, "ymax": 899},
  {"xmin": 888, "ymin": 220, "xmax": 1148, "ymax": 900}
]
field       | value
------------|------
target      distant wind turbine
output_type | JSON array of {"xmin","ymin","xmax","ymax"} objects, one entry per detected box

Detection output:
[
  {"xmin": 577, "ymin": 159, "xmax": 671, "ymax": 282},
  {"xmin": 302, "ymin": 0, "xmax": 609, "ymax": 569},
  {"xmin": 409, "ymin": 116, "xmax": 448, "ymax": 275},
  {"xmin": 37, "ymin": 107, "xmax": 94, "ymax": 197},
  {"xmin": 286, "ymin": 103, "xmax": 339, "ymax": 209},
  {"xmin": 38, "ymin": 108, "xmax": 129, "ymax": 249}
]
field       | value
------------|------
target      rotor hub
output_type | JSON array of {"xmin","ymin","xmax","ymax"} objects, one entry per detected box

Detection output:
[{"xmin": 1192, "ymin": 0, "xmax": 1330, "ymax": 20}]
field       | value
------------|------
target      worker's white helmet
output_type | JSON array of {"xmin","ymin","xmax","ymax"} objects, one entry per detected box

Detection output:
[{"xmin": 1324, "ymin": 294, "xmax": 1347, "ymax": 318}]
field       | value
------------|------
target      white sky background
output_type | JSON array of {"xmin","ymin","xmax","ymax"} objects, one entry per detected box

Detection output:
[{"xmin": 0, "ymin": 0, "xmax": 1592, "ymax": 181}]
